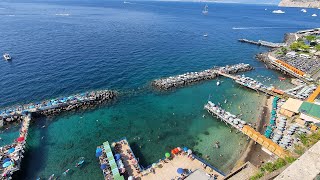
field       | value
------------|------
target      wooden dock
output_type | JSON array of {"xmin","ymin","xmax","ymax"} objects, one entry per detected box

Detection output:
[
  {"xmin": 204, "ymin": 102, "xmax": 289, "ymax": 159},
  {"xmin": 0, "ymin": 114, "xmax": 31, "ymax": 179}
]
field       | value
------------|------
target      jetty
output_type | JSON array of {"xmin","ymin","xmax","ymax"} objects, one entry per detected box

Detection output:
[
  {"xmin": 152, "ymin": 63, "xmax": 253, "ymax": 90},
  {"xmin": 217, "ymin": 72, "xmax": 290, "ymax": 98},
  {"xmin": 204, "ymin": 101, "xmax": 247, "ymax": 131},
  {"xmin": 97, "ymin": 138, "xmax": 225, "ymax": 180},
  {"xmin": 238, "ymin": 39, "xmax": 286, "ymax": 48},
  {"xmin": 0, "ymin": 114, "xmax": 31, "ymax": 179},
  {"xmin": 0, "ymin": 90, "xmax": 117, "ymax": 126},
  {"xmin": 204, "ymin": 101, "xmax": 289, "ymax": 159}
]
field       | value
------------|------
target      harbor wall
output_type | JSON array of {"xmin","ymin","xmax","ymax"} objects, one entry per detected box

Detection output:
[
  {"xmin": 152, "ymin": 63, "xmax": 253, "ymax": 90},
  {"xmin": 0, "ymin": 90, "xmax": 117, "ymax": 126}
]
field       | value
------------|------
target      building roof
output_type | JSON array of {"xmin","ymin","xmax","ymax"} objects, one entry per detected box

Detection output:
[
  {"xmin": 299, "ymin": 102, "xmax": 320, "ymax": 119},
  {"xmin": 275, "ymin": 141, "xmax": 320, "ymax": 180},
  {"xmin": 281, "ymin": 98, "xmax": 304, "ymax": 113},
  {"xmin": 185, "ymin": 169, "xmax": 212, "ymax": 180}
]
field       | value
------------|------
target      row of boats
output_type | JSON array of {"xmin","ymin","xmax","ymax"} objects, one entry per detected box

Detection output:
[{"xmin": 272, "ymin": 9, "xmax": 318, "ymax": 17}]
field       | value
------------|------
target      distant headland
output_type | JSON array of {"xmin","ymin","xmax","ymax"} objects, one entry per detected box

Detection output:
[{"xmin": 279, "ymin": 0, "xmax": 320, "ymax": 8}]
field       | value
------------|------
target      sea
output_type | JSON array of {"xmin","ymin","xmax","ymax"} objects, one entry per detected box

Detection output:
[{"xmin": 0, "ymin": 0, "xmax": 319, "ymax": 179}]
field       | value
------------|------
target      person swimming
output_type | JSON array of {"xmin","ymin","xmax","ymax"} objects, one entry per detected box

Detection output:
[{"xmin": 62, "ymin": 169, "xmax": 70, "ymax": 176}]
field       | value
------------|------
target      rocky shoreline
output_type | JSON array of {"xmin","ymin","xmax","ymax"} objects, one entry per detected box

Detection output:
[{"xmin": 279, "ymin": 0, "xmax": 320, "ymax": 8}]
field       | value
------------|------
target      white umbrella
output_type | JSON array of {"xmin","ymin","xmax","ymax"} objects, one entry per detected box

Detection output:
[{"xmin": 187, "ymin": 149, "xmax": 192, "ymax": 155}]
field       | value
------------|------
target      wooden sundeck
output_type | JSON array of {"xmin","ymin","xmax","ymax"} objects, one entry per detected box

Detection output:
[
  {"xmin": 111, "ymin": 138, "xmax": 225, "ymax": 180},
  {"xmin": 140, "ymin": 154, "xmax": 225, "ymax": 180}
]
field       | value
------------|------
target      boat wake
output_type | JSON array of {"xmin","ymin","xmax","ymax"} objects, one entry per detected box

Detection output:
[
  {"xmin": 55, "ymin": 13, "xmax": 70, "ymax": 16},
  {"xmin": 232, "ymin": 27, "xmax": 302, "ymax": 30}
]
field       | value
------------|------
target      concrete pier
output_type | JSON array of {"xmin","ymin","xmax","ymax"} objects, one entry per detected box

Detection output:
[
  {"xmin": 152, "ymin": 63, "xmax": 253, "ymax": 90},
  {"xmin": 0, "ymin": 114, "xmax": 31, "ymax": 179},
  {"xmin": 238, "ymin": 39, "xmax": 286, "ymax": 48},
  {"xmin": 0, "ymin": 90, "xmax": 117, "ymax": 126},
  {"xmin": 204, "ymin": 101, "xmax": 247, "ymax": 131}
]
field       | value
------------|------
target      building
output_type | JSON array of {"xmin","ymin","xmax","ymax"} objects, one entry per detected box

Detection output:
[
  {"xmin": 299, "ymin": 102, "xmax": 320, "ymax": 124},
  {"xmin": 280, "ymin": 98, "xmax": 304, "ymax": 117}
]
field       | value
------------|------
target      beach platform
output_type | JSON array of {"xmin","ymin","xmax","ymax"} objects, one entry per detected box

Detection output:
[{"xmin": 98, "ymin": 138, "xmax": 225, "ymax": 180}]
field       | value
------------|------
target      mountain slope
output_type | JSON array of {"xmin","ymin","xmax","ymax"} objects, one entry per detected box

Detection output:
[{"xmin": 279, "ymin": 0, "xmax": 320, "ymax": 8}]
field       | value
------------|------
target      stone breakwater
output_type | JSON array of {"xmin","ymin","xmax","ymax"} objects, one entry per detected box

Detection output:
[
  {"xmin": 152, "ymin": 63, "xmax": 253, "ymax": 90},
  {"xmin": 0, "ymin": 90, "xmax": 117, "ymax": 126}
]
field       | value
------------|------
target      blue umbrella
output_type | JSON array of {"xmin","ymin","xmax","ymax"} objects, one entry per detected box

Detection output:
[
  {"xmin": 183, "ymin": 147, "xmax": 188, "ymax": 152},
  {"xmin": 177, "ymin": 168, "xmax": 184, "ymax": 174},
  {"xmin": 96, "ymin": 151, "xmax": 102, "ymax": 158},
  {"xmin": 96, "ymin": 148, "xmax": 102, "ymax": 153},
  {"xmin": 8, "ymin": 148, "xmax": 15, "ymax": 154},
  {"xmin": 114, "ymin": 154, "xmax": 121, "ymax": 161},
  {"xmin": 100, "ymin": 164, "xmax": 107, "ymax": 170},
  {"xmin": 2, "ymin": 161, "xmax": 11, "ymax": 168},
  {"xmin": 3, "ymin": 158, "xmax": 11, "ymax": 163}
]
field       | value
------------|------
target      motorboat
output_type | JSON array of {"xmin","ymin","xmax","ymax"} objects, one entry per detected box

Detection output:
[
  {"xmin": 216, "ymin": 81, "xmax": 220, "ymax": 86},
  {"xmin": 75, "ymin": 157, "xmax": 85, "ymax": 167},
  {"xmin": 312, "ymin": 14, "xmax": 317, "ymax": 17},
  {"xmin": 203, "ymin": 33, "xmax": 208, "ymax": 37},
  {"xmin": 301, "ymin": 9, "xmax": 307, "ymax": 13},
  {"xmin": 3, "ymin": 53, "xmax": 11, "ymax": 60},
  {"xmin": 272, "ymin": 10, "xmax": 285, "ymax": 14}
]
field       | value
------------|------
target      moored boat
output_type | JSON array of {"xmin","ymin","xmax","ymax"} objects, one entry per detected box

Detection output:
[{"xmin": 3, "ymin": 53, "xmax": 11, "ymax": 60}]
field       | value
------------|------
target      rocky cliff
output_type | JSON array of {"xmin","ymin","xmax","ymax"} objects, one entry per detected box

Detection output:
[{"xmin": 279, "ymin": 0, "xmax": 320, "ymax": 8}]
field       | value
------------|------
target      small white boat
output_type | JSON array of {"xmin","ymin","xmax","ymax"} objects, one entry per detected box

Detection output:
[
  {"xmin": 216, "ymin": 81, "xmax": 220, "ymax": 86},
  {"xmin": 312, "ymin": 14, "xmax": 317, "ymax": 17},
  {"xmin": 265, "ymin": 8, "xmax": 267, "ymax": 11},
  {"xmin": 272, "ymin": 10, "xmax": 285, "ymax": 14},
  {"xmin": 203, "ymin": 33, "xmax": 208, "ymax": 37},
  {"xmin": 3, "ymin": 53, "xmax": 11, "ymax": 60},
  {"xmin": 301, "ymin": 9, "xmax": 307, "ymax": 13},
  {"xmin": 202, "ymin": 4, "xmax": 208, "ymax": 15}
]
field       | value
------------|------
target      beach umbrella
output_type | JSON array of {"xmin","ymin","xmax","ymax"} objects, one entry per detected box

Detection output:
[
  {"xmin": 114, "ymin": 154, "xmax": 121, "ymax": 161},
  {"xmin": 187, "ymin": 149, "xmax": 192, "ymax": 155},
  {"xmin": 165, "ymin": 152, "xmax": 170, "ymax": 158},
  {"xmin": 17, "ymin": 137, "xmax": 25, "ymax": 142},
  {"xmin": 8, "ymin": 148, "xmax": 15, "ymax": 154},
  {"xmin": 183, "ymin": 147, "xmax": 188, "ymax": 152},
  {"xmin": 177, "ymin": 168, "xmax": 184, "ymax": 174},
  {"xmin": 100, "ymin": 164, "xmax": 107, "ymax": 170},
  {"xmin": 96, "ymin": 151, "xmax": 102, "ymax": 158},
  {"xmin": 3, "ymin": 158, "xmax": 11, "ymax": 163},
  {"xmin": 128, "ymin": 176, "xmax": 134, "ymax": 180},
  {"xmin": 2, "ymin": 161, "xmax": 11, "ymax": 168},
  {"xmin": 152, "ymin": 163, "xmax": 157, "ymax": 168},
  {"xmin": 96, "ymin": 148, "xmax": 102, "ymax": 153}
]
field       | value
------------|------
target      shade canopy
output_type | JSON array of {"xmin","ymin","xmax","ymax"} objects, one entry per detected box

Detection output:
[
  {"xmin": 152, "ymin": 163, "xmax": 157, "ymax": 168},
  {"xmin": 187, "ymin": 149, "xmax": 192, "ymax": 154},
  {"xmin": 3, "ymin": 158, "xmax": 11, "ymax": 163},
  {"xmin": 183, "ymin": 147, "xmax": 188, "ymax": 152},
  {"xmin": 100, "ymin": 164, "xmax": 107, "ymax": 170},
  {"xmin": 177, "ymin": 168, "xmax": 184, "ymax": 174},
  {"xmin": 128, "ymin": 176, "xmax": 134, "ymax": 180},
  {"xmin": 2, "ymin": 161, "xmax": 11, "ymax": 168},
  {"xmin": 114, "ymin": 154, "xmax": 121, "ymax": 161},
  {"xmin": 8, "ymin": 148, "xmax": 15, "ymax": 154},
  {"xmin": 17, "ymin": 137, "xmax": 25, "ymax": 142},
  {"xmin": 96, "ymin": 148, "xmax": 102, "ymax": 153},
  {"xmin": 165, "ymin": 152, "xmax": 170, "ymax": 158},
  {"xmin": 96, "ymin": 151, "xmax": 102, "ymax": 158}
]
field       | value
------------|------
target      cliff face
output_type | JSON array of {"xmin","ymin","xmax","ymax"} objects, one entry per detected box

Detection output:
[{"xmin": 279, "ymin": 0, "xmax": 320, "ymax": 8}]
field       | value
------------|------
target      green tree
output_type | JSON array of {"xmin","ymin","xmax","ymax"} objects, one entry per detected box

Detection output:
[
  {"xmin": 305, "ymin": 35, "xmax": 316, "ymax": 41},
  {"xmin": 315, "ymin": 44, "xmax": 320, "ymax": 51}
]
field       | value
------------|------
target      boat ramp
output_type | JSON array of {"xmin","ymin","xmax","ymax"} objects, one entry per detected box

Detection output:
[
  {"xmin": 0, "ymin": 114, "xmax": 31, "ymax": 179},
  {"xmin": 97, "ymin": 137, "xmax": 225, "ymax": 180},
  {"xmin": 152, "ymin": 63, "xmax": 253, "ymax": 90},
  {"xmin": 238, "ymin": 39, "xmax": 286, "ymax": 48},
  {"xmin": 0, "ymin": 90, "xmax": 117, "ymax": 126},
  {"xmin": 204, "ymin": 101, "xmax": 289, "ymax": 159}
]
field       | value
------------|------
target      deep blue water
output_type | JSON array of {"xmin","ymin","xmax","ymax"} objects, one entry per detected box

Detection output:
[{"xmin": 0, "ymin": 1, "xmax": 319, "ymax": 179}]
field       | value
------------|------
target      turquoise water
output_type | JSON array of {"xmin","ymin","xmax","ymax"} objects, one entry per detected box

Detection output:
[{"xmin": 0, "ymin": 1, "xmax": 318, "ymax": 179}]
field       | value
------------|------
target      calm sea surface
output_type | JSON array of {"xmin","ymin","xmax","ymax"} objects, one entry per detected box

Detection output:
[{"xmin": 0, "ymin": 1, "xmax": 319, "ymax": 179}]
